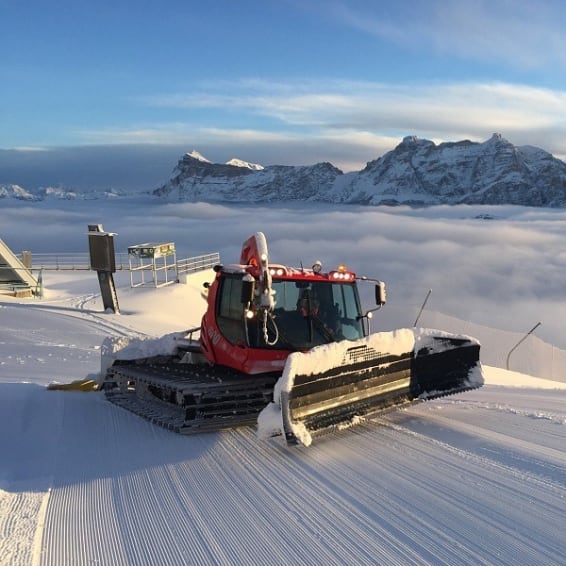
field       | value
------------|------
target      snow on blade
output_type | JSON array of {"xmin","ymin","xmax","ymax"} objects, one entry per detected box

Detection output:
[
  {"xmin": 414, "ymin": 327, "xmax": 485, "ymax": 391},
  {"xmin": 256, "ymin": 401, "xmax": 283, "ymax": 439},
  {"xmin": 258, "ymin": 329, "xmax": 416, "ymax": 446},
  {"xmin": 281, "ymin": 328, "xmax": 415, "ymax": 395},
  {"xmin": 414, "ymin": 327, "xmax": 479, "ymax": 353}
]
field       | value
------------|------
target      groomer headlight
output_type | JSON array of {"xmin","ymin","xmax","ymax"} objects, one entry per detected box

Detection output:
[
  {"xmin": 269, "ymin": 265, "xmax": 286, "ymax": 276},
  {"xmin": 312, "ymin": 260, "xmax": 322, "ymax": 274},
  {"xmin": 330, "ymin": 265, "xmax": 355, "ymax": 281}
]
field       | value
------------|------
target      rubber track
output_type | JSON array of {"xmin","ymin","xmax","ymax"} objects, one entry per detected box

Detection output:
[{"xmin": 104, "ymin": 363, "xmax": 278, "ymax": 433}]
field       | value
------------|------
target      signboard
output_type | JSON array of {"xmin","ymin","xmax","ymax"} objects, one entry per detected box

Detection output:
[{"xmin": 128, "ymin": 243, "xmax": 176, "ymax": 259}]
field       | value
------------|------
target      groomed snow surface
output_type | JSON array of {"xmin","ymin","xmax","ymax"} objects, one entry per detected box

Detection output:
[{"xmin": 1, "ymin": 270, "xmax": 565, "ymax": 565}]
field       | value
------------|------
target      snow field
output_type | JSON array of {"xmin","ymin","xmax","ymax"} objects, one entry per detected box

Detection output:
[{"xmin": 1, "ymin": 219, "xmax": 566, "ymax": 565}]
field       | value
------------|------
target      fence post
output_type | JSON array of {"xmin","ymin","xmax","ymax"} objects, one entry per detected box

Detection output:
[
  {"xmin": 414, "ymin": 289, "xmax": 432, "ymax": 327},
  {"xmin": 37, "ymin": 269, "xmax": 43, "ymax": 298},
  {"xmin": 22, "ymin": 250, "xmax": 32, "ymax": 268},
  {"xmin": 506, "ymin": 322, "xmax": 542, "ymax": 371}
]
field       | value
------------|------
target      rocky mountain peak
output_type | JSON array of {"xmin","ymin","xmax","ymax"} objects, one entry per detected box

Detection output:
[
  {"xmin": 400, "ymin": 135, "xmax": 434, "ymax": 148},
  {"xmin": 0, "ymin": 184, "xmax": 39, "ymax": 201},
  {"xmin": 154, "ymin": 136, "xmax": 566, "ymax": 207},
  {"xmin": 186, "ymin": 150, "xmax": 211, "ymax": 163},
  {"xmin": 3, "ymin": 136, "xmax": 566, "ymax": 208},
  {"xmin": 226, "ymin": 158, "xmax": 264, "ymax": 171}
]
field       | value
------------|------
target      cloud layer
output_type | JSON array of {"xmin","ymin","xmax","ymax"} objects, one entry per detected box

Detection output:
[
  {"xmin": 77, "ymin": 79, "xmax": 566, "ymax": 171},
  {"xmin": 4, "ymin": 77, "xmax": 564, "ymax": 191},
  {"xmin": 2, "ymin": 200, "xmax": 564, "ymax": 349}
]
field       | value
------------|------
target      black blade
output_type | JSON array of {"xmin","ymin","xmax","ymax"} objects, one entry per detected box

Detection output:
[{"xmin": 278, "ymin": 330, "xmax": 483, "ymax": 446}]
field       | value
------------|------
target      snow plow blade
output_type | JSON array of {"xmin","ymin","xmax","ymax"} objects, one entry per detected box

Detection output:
[{"xmin": 268, "ymin": 328, "xmax": 483, "ymax": 446}]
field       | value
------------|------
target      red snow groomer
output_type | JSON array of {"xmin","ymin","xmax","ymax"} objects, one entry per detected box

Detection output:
[{"xmin": 103, "ymin": 232, "xmax": 483, "ymax": 446}]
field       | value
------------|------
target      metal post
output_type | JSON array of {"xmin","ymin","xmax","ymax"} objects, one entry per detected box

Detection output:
[
  {"xmin": 36, "ymin": 269, "xmax": 43, "ymax": 298},
  {"xmin": 22, "ymin": 250, "xmax": 32, "ymax": 269},
  {"xmin": 414, "ymin": 289, "xmax": 432, "ymax": 327},
  {"xmin": 506, "ymin": 322, "xmax": 542, "ymax": 370}
]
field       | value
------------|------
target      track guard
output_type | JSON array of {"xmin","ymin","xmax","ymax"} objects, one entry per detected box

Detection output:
[{"xmin": 263, "ymin": 328, "xmax": 483, "ymax": 446}]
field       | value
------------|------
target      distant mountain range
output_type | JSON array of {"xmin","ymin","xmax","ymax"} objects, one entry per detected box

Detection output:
[
  {"xmin": 3, "ymin": 134, "xmax": 566, "ymax": 207},
  {"xmin": 154, "ymin": 135, "xmax": 566, "ymax": 207},
  {"xmin": 0, "ymin": 184, "xmax": 125, "ymax": 201}
]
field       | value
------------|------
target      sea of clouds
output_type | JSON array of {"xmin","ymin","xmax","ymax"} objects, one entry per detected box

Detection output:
[{"xmin": 2, "ymin": 198, "xmax": 565, "ymax": 347}]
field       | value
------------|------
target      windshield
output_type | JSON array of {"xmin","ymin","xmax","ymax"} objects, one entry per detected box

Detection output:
[{"xmin": 252, "ymin": 280, "xmax": 364, "ymax": 350}]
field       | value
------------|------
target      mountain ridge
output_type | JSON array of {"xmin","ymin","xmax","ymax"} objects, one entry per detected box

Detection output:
[
  {"xmin": 154, "ymin": 133, "xmax": 566, "ymax": 207},
  {"xmin": 3, "ymin": 134, "xmax": 566, "ymax": 207}
]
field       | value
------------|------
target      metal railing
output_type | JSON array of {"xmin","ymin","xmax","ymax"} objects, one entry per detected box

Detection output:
[
  {"xmin": 176, "ymin": 252, "xmax": 220, "ymax": 275},
  {"xmin": 18, "ymin": 251, "xmax": 220, "ymax": 273},
  {"xmin": 22, "ymin": 252, "xmax": 129, "ymax": 270}
]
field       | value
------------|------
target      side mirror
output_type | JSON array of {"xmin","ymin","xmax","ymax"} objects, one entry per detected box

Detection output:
[
  {"xmin": 241, "ymin": 276, "xmax": 255, "ymax": 303},
  {"xmin": 375, "ymin": 281, "xmax": 387, "ymax": 306}
]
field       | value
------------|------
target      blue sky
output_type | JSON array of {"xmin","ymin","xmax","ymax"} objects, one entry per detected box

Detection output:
[{"xmin": 2, "ymin": 0, "xmax": 566, "ymax": 181}]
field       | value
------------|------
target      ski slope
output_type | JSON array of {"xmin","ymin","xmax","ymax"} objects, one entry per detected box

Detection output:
[{"xmin": 1, "ymin": 271, "xmax": 566, "ymax": 566}]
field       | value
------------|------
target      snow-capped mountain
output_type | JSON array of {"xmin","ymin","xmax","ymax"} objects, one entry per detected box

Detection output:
[
  {"xmin": 0, "ymin": 183, "xmax": 124, "ymax": 201},
  {"xmin": 335, "ymin": 134, "xmax": 566, "ymax": 206},
  {"xmin": 155, "ymin": 134, "xmax": 566, "ymax": 207},
  {"xmin": 225, "ymin": 158, "xmax": 264, "ymax": 170},
  {"xmin": 0, "ymin": 184, "xmax": 40, "ymax": 201},
  {"xmin": 154, "ymin": 151, "xmax": 342, "ymax": 202},
  {"xmin": 4, "ymin": 135, "xmax": 566, "ymax": 207},
  {"xmin": 186, "ymin": 149, "xmax": 211, "ymax": 163}
]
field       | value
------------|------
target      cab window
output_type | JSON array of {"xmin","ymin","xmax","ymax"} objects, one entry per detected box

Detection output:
[{"xmin": 217, "ymin": 275, "xmax": 246, "ymax": 344}]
